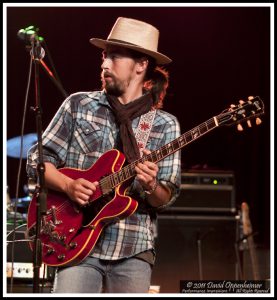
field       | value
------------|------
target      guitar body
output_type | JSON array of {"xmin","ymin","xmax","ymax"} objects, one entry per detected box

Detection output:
[{"xmin": 27, "ymin": 149, "xmax": 138, "ymax": 267}]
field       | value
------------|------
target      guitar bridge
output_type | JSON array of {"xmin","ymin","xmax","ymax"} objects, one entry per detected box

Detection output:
[{"xmin": 46, "ymin": 206, "xmax": 62, "ymax": 225}]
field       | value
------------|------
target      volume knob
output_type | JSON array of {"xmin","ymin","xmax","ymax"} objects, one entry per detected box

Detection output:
[
  {"xmin": 47, "ymin": 247, "xmax": 55, "ymax": 255},
  {"xmin": 57, "ymin": 254, "xmax": 65, "ymax": 261},
  {"xmin": 69, "ymin": 242, "xmax": 77, "ymax": 249}
]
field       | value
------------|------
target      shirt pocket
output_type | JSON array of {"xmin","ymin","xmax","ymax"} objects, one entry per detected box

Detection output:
[{"xmin": 73, "ymin": 119, "xmax": 104, "ymax": 153}]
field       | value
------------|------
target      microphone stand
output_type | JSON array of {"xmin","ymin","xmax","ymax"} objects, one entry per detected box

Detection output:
[
  {"xmin": 19, "ymin": 28, "xmax": 68, "ymax": 292},
  {"xmin": 30, "ymin": 38, "xmax": 48, "ymax": 293},
  {"xmin": 39, "ymin": 58, "xmax": 68, "ymax": 98}
]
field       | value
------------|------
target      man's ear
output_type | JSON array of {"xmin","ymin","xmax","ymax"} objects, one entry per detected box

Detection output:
[{"xmin": 136, "ymin": 58, "xmax": 149, "ymax": 74}]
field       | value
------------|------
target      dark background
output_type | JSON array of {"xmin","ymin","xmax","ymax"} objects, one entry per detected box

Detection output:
[{"xmin": 6, "ymin": 6, "xmax": 271, "ymax": 250}]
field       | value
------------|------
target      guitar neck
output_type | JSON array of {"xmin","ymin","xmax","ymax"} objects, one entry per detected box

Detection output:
[{"xmin": 101, "ymin": 117, "xmax": 219, "ymax": 191}]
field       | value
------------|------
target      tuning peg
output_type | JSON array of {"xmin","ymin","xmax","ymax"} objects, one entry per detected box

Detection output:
[
  {"xmin": 247, "ymin": 120, "xmax": 252, "ymax": 128},
  {"xmin": 229, "ymin": 104, "xmax": 236, "ymax": 111},
  {"xmin": 256, "ymin": 117, "xmax": 262, "ymax": 125},
  {"xmin": 237, "ymin": 123, "xmax": 244, "ymax": 131},
  {"xmin": 239, "ymin": 100, "xmax": 245, "ymax": 105}
]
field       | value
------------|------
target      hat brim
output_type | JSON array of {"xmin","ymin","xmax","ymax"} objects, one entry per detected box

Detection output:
[{"xmin": 90, "ymin": 38, "xmax": 172, "ymax": 65}]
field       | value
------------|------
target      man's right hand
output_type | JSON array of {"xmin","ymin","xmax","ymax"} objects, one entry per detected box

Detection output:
[
  {"xmin": 65, "ymin": 178, "xmax": 99, "ymax": 207},
  {"xmin": 44, "ymin": 162, "xmax": 99, "ymax": 207}
]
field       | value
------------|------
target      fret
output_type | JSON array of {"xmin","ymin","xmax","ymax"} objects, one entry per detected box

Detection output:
[
  {"xmin": 126, "ymin": 166, "xmax": 135, "ymax": 179},
  {"xmin": 139, "ymin": 156, "xmax": 146, "ymax": 164},
  {"xmin": 156, "ymin": 149, "xmax": 162, "ymax": 160},
  {"xmin": 167, "ymin": 143, "xmax": 173, "ymax": 153},
  {"xmin": 109, "ymin": 174, "xmax": 115, "ymax": 187},
  {"xmin": 107, "ymin": 176, "xmax": 113, "ymax": 190},
  {"xmin": 151, "ymin": 151, "xmax": 158, "ymax": 162},
  {"xmin": 178, "ymin": 135, "xmax": 186, "ymax": 147},
  {"xmin": 161, "ymin": 147, "xmax": 168, "ymax": 157},
  {"xmin": 125, "ymin": 165, "xmax": 131, "ymax": 178},
  {"xmin": 113, "ymin": 173, "xmax": 119, "ymax": 185},
  {"xmin": 199, "ymin": 122, "xmax": 208, "ymax": 134},
  {"xmin": 191, "ymin": 127, "xmax": 200, "ymax": 139},
  {"xmin": 130, "ymin": 167, "xmax": 136, "ymax": 177},
  {"xmin": 120, "ymin": 169, "xmax": 127, "ymax": 181},
  {"xmin": 119, "ymin": 171, "xmax": 125, "ymax": 182},
  {"xmin": 118, "ymin": 164, "xmax": 136, "ymax": 184},
  {"xmin": 207, "ymin": 118, "xmax": 216, "ymax": 130},
  {"xmin": 172, "ymin": 140, "xmax": 179, "ymax": 151},
  {"xmin": 185, "ymin": 131, "xmax": 193, "ymax": 143}
]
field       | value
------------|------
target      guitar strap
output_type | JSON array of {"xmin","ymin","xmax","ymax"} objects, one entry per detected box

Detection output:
[{"xmin": 134, "ymin": 109, "xmax": 156, "ymax": 157}]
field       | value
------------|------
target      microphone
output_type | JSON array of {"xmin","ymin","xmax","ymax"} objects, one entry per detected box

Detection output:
[
  {"xmin": 30, "ymin": 46, "xmax": 45, "ymax": 60},
  {"xmin": 17, "ymin": 25, "xmax": 44, "ymax": 43},
  {"xmin": 17, "ymin": 26, "xmax": 45, "ymax": 59}
]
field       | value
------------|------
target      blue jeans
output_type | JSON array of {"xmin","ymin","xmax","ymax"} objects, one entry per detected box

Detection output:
[{"xmin": 52, "ymin": 256, "xmax": 152, "ymax": 293}]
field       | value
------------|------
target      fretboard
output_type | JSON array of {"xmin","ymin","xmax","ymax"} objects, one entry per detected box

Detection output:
[{"xmin": 100, "ymin": 117, "xmax": 218, "ymax": 193}]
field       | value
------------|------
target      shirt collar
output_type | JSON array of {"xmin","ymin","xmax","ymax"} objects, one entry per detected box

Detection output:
[{"xmin": 89, "ymin": 90, "xmax": 111, "ymax": 108}]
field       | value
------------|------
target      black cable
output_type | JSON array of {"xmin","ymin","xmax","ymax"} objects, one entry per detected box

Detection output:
[{"xmin": 8, "ymin": 54, "xmax": 33, "ymax": 293}]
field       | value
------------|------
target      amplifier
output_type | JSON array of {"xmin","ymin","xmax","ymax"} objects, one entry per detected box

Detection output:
[
  {"xmin": 6, "ymin": 224, "xmax": 55, "ymax": 281},
  {"xmin": 166, "ymin": 171, "xmax": 236, "ymax": 213},
  {"xmin": 6, "ymin": 262, "xmax": 48, "ymax": 279}
]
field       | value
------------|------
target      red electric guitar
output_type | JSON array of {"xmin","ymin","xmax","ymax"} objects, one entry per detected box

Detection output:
[{"xmin": 26, "ymin": 96, "xmax": 264, "ymax": 267}]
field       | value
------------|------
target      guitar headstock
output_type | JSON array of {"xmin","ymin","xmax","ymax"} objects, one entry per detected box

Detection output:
[
  {"xmin": 241, "ymin": 202, "xmax": 252, "ymax": 236},
  {"xmin": 216, "ymin": 96, "xmax": 264, "ymax": 129}
]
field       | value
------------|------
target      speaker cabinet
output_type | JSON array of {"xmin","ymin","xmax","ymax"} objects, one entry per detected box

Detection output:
[{"xmin": 151, "ymin": 214, "xmax": 240, "ymax": 293}]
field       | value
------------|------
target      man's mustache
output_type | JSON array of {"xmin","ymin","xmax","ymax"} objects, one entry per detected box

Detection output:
[{"xmin": 102, "ymin": 71, "xmax": 114, "ymax": 79}]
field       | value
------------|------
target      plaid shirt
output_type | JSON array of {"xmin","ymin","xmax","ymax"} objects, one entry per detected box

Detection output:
[{"xmin": 27, "ymin": 90, "xmax": 181, "ymax": 261}]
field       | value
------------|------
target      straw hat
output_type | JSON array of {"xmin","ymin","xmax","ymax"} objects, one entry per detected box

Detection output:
[{"xmin": 90, "ymin": 17, "xmax": 172, "ymax": 65}]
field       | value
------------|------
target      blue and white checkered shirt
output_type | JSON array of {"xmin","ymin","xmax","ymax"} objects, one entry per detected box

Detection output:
[{"xmin": 27, "ymin": 90, "xmax": 181, "ymax": 261}]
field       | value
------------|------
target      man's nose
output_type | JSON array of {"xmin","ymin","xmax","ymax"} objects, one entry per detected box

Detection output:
[{"xmin": 101, "ymin": 57, "xmax": 111, "ymax": 70}]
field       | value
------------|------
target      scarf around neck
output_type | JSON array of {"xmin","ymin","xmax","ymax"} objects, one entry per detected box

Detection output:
[{"xmin": 107, "ymin": 92, "xmax": 153, "ymax": 163}]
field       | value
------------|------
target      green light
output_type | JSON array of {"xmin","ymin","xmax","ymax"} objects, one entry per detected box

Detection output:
[
  {"xmin": 26, "ymin": 30, "xmax": 36, "ymax": 35},
  {"xmin": 213, "ymin": 179, "xmax": 218, "ymax": 185},
  {"xmin": 26, "ymin": 25, "xmax": 35, "ymax": 31}
]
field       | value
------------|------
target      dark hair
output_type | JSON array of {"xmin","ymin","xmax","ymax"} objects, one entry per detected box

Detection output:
[
  {"xmin": 129, "ymin": 49, "xmax": 169, "ymax": 109},
  {"xmin": 143, "ymin": 58, "xmax": 169, "ymax": 109}
]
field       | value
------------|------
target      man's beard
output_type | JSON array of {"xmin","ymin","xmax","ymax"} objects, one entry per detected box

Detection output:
[{"xmin": 101, "ymin": 72, "xmax": 124, "ymax": 97}]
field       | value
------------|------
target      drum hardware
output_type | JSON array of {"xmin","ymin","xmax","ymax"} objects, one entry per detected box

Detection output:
[{"xmin": 7, "ymin": 133, "xmax": 37, "ymax": 159}]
